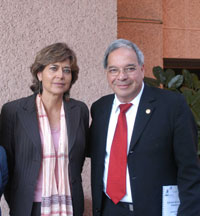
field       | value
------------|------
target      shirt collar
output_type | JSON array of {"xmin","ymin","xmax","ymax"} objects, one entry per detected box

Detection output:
[{"xmin": 113, "ymin": 82, "xmax": 144, "ymax": 113}]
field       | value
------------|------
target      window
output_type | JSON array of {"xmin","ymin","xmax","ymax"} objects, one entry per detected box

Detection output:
[{"xmin": 163, "ymin": 58, "xmax": 200, "ymax": 78}]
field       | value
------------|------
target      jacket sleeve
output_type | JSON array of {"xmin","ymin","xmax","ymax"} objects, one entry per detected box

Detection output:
[
  {"xmin": 81, "ymin": 102, "xmax": 89, "ymax": 158},
  {"xmin": 0, "ymin": 103, "xmax": 15, "ymax": 204},
  {"xmin": 173, "ymin": 95, "xmax": 200, "ymax": 215},
  {"xmin": 0, "ymin": 146, "xmax": 8, "ymax": 196}
]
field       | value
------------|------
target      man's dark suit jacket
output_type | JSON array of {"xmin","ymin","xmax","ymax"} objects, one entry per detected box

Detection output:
[
  {"xmin": 89, "ymin": 84, "xmax": 200, "ymax": 216},
  {"xmin": 0, "ymin": 146, "xmax": 8, "ymax": 216},
  {"xmin": 0, "ymin": 94, "xmax": 89, "ymax": 216}
]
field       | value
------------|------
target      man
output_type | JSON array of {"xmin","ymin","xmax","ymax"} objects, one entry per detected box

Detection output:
[{"xmin": 89, "ymin": 39, "xmax": 200, "ymax": 216}]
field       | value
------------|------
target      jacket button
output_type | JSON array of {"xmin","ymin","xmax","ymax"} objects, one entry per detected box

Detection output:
[
  {"xmin": 132, "ymin": 176, "xmax": 136, "ymax": 180},
  {"xmin": 129, "ymin": 150, "xmax": 134, "ymax": 154},
  {"xmin": 95, "ymin": 209, "xmax": 100, "ymax": 213}
]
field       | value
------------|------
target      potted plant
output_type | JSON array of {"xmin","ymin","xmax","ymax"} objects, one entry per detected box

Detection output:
[{"xmin": 144, "ymin": 66, "xmax": 200, "ymax": 155}]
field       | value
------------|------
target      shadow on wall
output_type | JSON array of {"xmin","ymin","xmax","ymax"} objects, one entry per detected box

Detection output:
[{"xmin": 84, "ymin": 198, "xmax": 92, "ymax": 216}]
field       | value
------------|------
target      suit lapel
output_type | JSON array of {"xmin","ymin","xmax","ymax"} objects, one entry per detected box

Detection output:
[
  {"xmin": 64, "ymin": 99, "xmax": 81, "ymax": 154},
  {"xmin": 18, "ymin": 96, "xmax": 81, "ymax": 156},
  {"xmin": 129, "ymin": 85, "xmax": 156, "ymax": 151},
  {"xmin": 18, "ymin": 95, "xmax": 42, "ymax": 154}
]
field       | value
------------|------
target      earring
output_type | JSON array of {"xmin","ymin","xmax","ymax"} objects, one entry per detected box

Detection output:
[{"xmin": 39, "ymin": 81, "xmax": 43, "ymax": 94}]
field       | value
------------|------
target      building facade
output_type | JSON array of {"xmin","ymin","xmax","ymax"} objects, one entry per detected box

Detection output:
[{"xmin": 118, "ymin": 0, "xmax": 200, "ymax": 76}]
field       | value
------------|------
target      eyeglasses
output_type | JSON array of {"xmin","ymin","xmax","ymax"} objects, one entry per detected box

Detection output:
[{"xmin": 107, "ymin": 65, "xmax": 137, "ymax": 76}]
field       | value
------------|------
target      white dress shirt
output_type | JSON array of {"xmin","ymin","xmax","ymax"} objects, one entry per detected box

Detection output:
[{"xmin": 103, "ymin": 83, "xmax": 144, "ymax": 202}]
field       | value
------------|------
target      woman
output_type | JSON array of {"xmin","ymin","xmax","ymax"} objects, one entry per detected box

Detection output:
[
  {"xmin": 0, "ymin": 43, "xmax": 89, "ymax": 216},
  {"xmin": 0, "ymin": 146, "xmax": 8, "ymax": 216}
]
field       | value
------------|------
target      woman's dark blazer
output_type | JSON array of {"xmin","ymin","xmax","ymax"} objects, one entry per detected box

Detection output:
[
  {"xmin": 0, "ymin": 94, "xmax": 89, "ymax": 216},
  {"xmin": 0, "ymin": 146, "xmax": 8, "ymax": 216}
]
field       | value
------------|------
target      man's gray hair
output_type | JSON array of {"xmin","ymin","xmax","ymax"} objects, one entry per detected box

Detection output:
[{"xmin": 103, "ymin": 39, "xmax": 144, "ymax": 69}]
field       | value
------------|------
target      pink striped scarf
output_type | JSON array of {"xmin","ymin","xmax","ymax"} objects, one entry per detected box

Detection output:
[{"xmin": 36, "ymin": 95, "xmax": 73, "ymax": 216}]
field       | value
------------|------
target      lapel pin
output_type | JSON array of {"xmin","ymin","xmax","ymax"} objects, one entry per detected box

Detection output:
[{"xmin": 146, "ymin": 109, "xmax": 151, "ymax": 114}]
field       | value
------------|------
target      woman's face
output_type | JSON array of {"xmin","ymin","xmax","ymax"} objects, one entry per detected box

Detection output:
[{"xmin": 37, "ymin": 59, "xmax": 72, "ymax": 98}]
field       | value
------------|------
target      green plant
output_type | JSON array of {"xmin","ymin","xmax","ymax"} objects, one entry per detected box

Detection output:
[{"xmin": 144, "ymin": 66, "xmax": 200, "ymax": 155}]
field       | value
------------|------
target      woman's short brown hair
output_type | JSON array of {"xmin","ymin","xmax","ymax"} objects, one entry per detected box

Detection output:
[{"xmin": 30, "ymin": 42, "xmax": 79, "ymax": 98}]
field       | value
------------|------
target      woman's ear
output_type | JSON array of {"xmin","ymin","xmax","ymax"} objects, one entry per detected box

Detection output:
[{"xmin": 37, "ymin": 72, "xmax": 42, "ymax": 81}]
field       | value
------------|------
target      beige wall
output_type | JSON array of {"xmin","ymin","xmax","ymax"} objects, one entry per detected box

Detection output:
[{"xmin": 0, "ymin": 1, "xmax": 116, "ymax": 215}]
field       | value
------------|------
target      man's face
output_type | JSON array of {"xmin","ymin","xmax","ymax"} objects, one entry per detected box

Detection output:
[{"xmin": 106, "ymin": 47, "xmax": 144, "ymax": 103}]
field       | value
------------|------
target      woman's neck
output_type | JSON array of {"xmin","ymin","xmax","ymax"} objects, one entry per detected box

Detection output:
[{"xmin": 40, "ymin": 93, "xmax": 63, "ymax": 129}]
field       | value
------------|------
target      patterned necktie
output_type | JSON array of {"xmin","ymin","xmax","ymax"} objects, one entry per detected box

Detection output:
[{"xmin": 106, "ymin": 103, "xmax": 132, "ymax": 204}]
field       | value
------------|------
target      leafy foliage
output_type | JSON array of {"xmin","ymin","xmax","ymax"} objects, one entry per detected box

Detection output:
[{"xmin": 144, "ymin": 66, "xmax": 200, "ymax": 154}]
